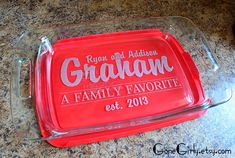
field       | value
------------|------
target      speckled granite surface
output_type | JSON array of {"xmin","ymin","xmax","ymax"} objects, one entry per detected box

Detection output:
[{"xmin": 0, "ymin": 0, "xmax": 235, "ymax": 157}]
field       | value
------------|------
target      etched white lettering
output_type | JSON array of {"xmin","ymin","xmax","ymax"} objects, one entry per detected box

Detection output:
[
  {"xmin": 60, "ymin": 56, "xmax": 173, "ymax": 87},
  {"xmin": 61, "ymin": 94, "xmax": 69, "ymax": 104},
  {"xmin": 61, "ymin": 58, "xmax": 83, "ymax": 87}
]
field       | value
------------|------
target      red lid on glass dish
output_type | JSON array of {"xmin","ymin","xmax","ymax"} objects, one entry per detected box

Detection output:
[
  {"xmin": 34, "ymin": 29, "xmax": 207, "ymax": 147},
  {"xmin": 11, "ymin": 17, "xmax": 232, "ymax": 148}
]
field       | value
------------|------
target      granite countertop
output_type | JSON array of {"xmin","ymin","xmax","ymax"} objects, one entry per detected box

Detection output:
[{"xmin": 0, "ymin": 1, "xmax": 235, "ymax": 157}]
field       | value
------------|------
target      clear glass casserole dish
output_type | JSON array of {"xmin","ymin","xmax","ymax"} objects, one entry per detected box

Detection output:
[{"xmin": 10, "ymin": 16, "xmax": 232, "ymax": 147}]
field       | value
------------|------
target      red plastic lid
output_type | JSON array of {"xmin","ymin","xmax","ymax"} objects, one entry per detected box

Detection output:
[{"xmin": 35, "ymin": 29, "xmax": 206, "ymax": 147}]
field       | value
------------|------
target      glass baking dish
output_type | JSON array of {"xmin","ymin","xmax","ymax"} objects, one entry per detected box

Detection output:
[{"xmin": 10, "ymin": 16, "xmax": 232, "ymax": 147}]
